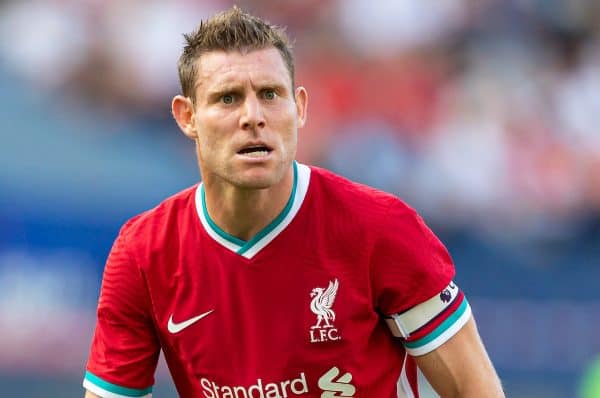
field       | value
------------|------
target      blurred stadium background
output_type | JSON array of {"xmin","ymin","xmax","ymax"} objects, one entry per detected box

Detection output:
[{"xmin": 1, "ymin": 0, "xmax": 599, "ymax": 397}]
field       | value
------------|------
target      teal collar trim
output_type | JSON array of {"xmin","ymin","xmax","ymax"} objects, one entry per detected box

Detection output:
[{"xmin": 196, "ymin": 161, "xmax": 310, "ymax": 259}]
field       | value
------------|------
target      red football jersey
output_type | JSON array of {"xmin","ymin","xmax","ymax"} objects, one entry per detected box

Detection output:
[{"xmin": 84, "ymin": 162, "xmax": 471, "ymax": 398}]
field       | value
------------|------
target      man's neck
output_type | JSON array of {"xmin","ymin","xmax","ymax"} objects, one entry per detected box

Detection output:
[{"xmin": 202, "ymin": 167, "xmax": 294, "ymax": 242}]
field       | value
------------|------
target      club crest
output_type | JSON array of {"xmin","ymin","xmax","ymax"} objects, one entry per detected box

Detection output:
[{"xmin": 309, "ymin": 279, "xmax": 341, "ymax": 343}]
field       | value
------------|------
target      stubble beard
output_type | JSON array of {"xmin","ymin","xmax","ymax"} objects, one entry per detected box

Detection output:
[
  {"xmin": 225, "ymin": 159, "xmax": 290, "ymax": 191},
  {"xmin": 197, "ymin": 136, "xmax": 297, "ymax": 192}
]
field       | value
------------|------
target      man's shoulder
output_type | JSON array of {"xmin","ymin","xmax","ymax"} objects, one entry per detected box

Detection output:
[
  {"xmin": 308, "ymin": 165, "xmax": 414, "ymax": 219},
  {"xmin": 119, "ymin": 184, "xmax": 198, "ymax": 243}
]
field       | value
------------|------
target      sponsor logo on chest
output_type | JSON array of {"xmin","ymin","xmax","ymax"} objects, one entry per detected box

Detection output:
[
  {"xmin": 199, "ymin": 366, "xmax": 355, "ymax": 398},
  {"xmin": 309, "ymin": 279, "xmax": 341, "ymax": 343}
]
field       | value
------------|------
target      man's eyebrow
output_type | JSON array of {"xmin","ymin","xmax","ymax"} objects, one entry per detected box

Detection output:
[
  {"xmin": 205, "ymin": 81, "xmax": 290, "ymax": 96},
  {"xmin": 253, "ymin": 81, "xmax": 292, "ymax": 95},
  {"xmin": 205, "ymin": 83, "xmax": 244, "ymax": 96},
  {"xmin": 194, "ymin": 76, "xmax": 238, "ymax": 91},
  {"xmin": 258, "ymin": 82, "xmax": 288, "ymax": 90}
]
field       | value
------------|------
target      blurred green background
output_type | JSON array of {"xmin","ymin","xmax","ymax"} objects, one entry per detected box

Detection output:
[{"xmin": 1, "ymin": 0, "xmax": 599, "ymax": 397}]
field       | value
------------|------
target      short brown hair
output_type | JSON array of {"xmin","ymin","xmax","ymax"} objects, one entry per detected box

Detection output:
[{"xmin": 178, "ymin": 6, "xmax": 295, "ymax": 102}]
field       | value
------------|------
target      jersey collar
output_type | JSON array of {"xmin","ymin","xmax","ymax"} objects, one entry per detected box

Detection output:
[{"xmin": 195, "ymin": 161, "xmax": 311, "ymax": 259}]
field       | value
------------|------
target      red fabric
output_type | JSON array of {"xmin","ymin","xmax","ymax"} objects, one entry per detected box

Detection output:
[{"xmin": 86, "ymin": 166, "xmax": 455, "ymax": 397}]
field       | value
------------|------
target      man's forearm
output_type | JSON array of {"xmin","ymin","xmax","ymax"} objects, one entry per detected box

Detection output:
[{"xmin": 415, "ymin": 317, "xmax": 505, "ymax": 397}]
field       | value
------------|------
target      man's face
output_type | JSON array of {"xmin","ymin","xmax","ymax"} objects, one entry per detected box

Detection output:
[{"xmin": 181, "ymin": 47, "xmax": 307, "ymax": 190}]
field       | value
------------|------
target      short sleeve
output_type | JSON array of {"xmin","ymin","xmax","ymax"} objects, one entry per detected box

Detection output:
[
  {"xmin": 371, "ymin": 201, "xmax": 472, "ymax": 356},
  {"xmin": 84, "ymin": 228, "xmax": 160, "ymax": 398}
]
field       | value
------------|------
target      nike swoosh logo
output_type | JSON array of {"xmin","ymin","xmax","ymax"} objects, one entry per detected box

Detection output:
[{"xmin": 167, "ymin": 310, "xmax": 214, "ymax": 334}]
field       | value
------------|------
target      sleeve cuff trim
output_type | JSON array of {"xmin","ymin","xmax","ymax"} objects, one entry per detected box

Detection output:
[{"xmin": 83, "ymin": 371, "xmax": 152, "ymax": 398}]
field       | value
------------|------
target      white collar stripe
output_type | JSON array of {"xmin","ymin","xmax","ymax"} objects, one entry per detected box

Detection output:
[
  {"xmin": 195, "ymin": 162, "xmax": 311, "ymax": 259},
  {"xmin": 237, "ymin": 162, "xmax": 299, "ymax": 255},
  {"xmin": 200, "ymin": 185, "xmax": 246, "ymax": 246},
  {"xmin": 195, "ymin": 187, "xmax": 243, "ymax": 252},
  {"xmin": 241, "ymin": 163, "xmax": 310, "ymax": 258}
]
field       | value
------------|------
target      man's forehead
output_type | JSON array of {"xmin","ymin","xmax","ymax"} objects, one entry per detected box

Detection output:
[{"xmin": 194, "ymin": 47, "xmax": 291, "ymax": 89}]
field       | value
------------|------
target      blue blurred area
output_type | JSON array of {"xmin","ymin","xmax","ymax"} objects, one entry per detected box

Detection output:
[
  {"xmin": 1, "ymin": 0, "xmax": 599, "ymax": 397},
  {"xmin": 0, "ymin": 64, "xmax": 198, "ymax": 257}
]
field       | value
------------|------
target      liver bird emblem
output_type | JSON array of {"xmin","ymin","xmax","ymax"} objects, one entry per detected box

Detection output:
[{"xmin": 310, "ymin": 279, "xmax": 339, "ymax": 329}]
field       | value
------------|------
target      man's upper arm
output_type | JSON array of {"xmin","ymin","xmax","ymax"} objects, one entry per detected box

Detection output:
[
  {"xmin": 414, "ymin": 316, "xmax": 505, "ymax": 398},
  {"xmin": 83, "ymin": 229, "xmax": 160, "ymax": 397},
  {"xmin": 84, "ymin": 390, "xmax": 100, "ymax": 398},
  {"xmin": 371, "ymin": 201, "xmax": 503, "ymax": 397}
]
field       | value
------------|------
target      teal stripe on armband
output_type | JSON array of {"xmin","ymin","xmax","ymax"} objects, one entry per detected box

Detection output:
[
  {"xmin": 405, "ymin": 297, "xmax": 469, "ymax": 350},
  {"xmin": 84, "ymin": 371, "xmax": 153, "ymax": 397}
]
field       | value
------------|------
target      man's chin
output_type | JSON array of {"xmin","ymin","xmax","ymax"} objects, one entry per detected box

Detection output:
[
  {"xmin": 216, "ymin": 159, "xmax": 292, "ymax": 190},
  {"xmin": 234, "ymin": 176, "xmax": 278, "ymax": 190},
  {"xmin": 231, "ymin": 167, "xmax": 287, "ymax": 190}
]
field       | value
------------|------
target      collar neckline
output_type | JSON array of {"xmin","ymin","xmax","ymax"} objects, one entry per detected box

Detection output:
[{"xmin": 195, "ymin": 161, "xmax": 311, "ymax": 259}]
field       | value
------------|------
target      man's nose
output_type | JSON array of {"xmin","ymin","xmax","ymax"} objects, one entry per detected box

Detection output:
[{"xmin": 239, "ymin": 94, "xmax": 266, "ymax": 130}]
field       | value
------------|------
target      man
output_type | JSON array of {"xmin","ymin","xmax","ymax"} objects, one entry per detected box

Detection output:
[{"xmin": 84, "ymin": 7, "xmax": 504, "ymax": 398}]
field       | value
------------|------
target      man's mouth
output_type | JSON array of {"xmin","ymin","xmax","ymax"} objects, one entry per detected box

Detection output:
[{"xmin": 237, "ymin": 145, "xmax": 272, "ymax": 157}]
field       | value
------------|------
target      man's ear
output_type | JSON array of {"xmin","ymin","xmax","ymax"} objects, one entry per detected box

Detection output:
[
  {"xmin": 295, "ymin": 86, "xmax": 308, "ymax": 128},
  {"xmin": 172, "ymin": 95, "xmax": 197, "ymax": 139}
]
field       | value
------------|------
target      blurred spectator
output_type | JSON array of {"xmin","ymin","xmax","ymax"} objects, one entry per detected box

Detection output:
[
  {"xmin": 0, "ymin": 0, "xmax": 91, "ymax": 89},
  {"xmin": 1, "ymin": 0, "xmax": 599, "ymax": 250},
  {"xmin": 1, "ymin": 1, "xmax": 599, "ymax": 396}
]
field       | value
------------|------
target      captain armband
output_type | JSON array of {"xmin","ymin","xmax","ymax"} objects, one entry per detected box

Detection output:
[{"xmin": 384, "ymin": 282, "xmax": 472, "ymax": 356}]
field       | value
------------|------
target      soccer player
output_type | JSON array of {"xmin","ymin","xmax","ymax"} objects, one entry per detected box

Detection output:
[{"xmin": 83, "ymin": 7, "xmax": 504, "ymax": 398}]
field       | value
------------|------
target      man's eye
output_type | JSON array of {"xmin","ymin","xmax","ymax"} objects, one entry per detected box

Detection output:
[
  {"xmin": 221, "ymin": 94, "xmax": 235, "ymax": 104},
  {"xmin": 263, "ymin": 90, "xmax": 276, "ymax": 100}
]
